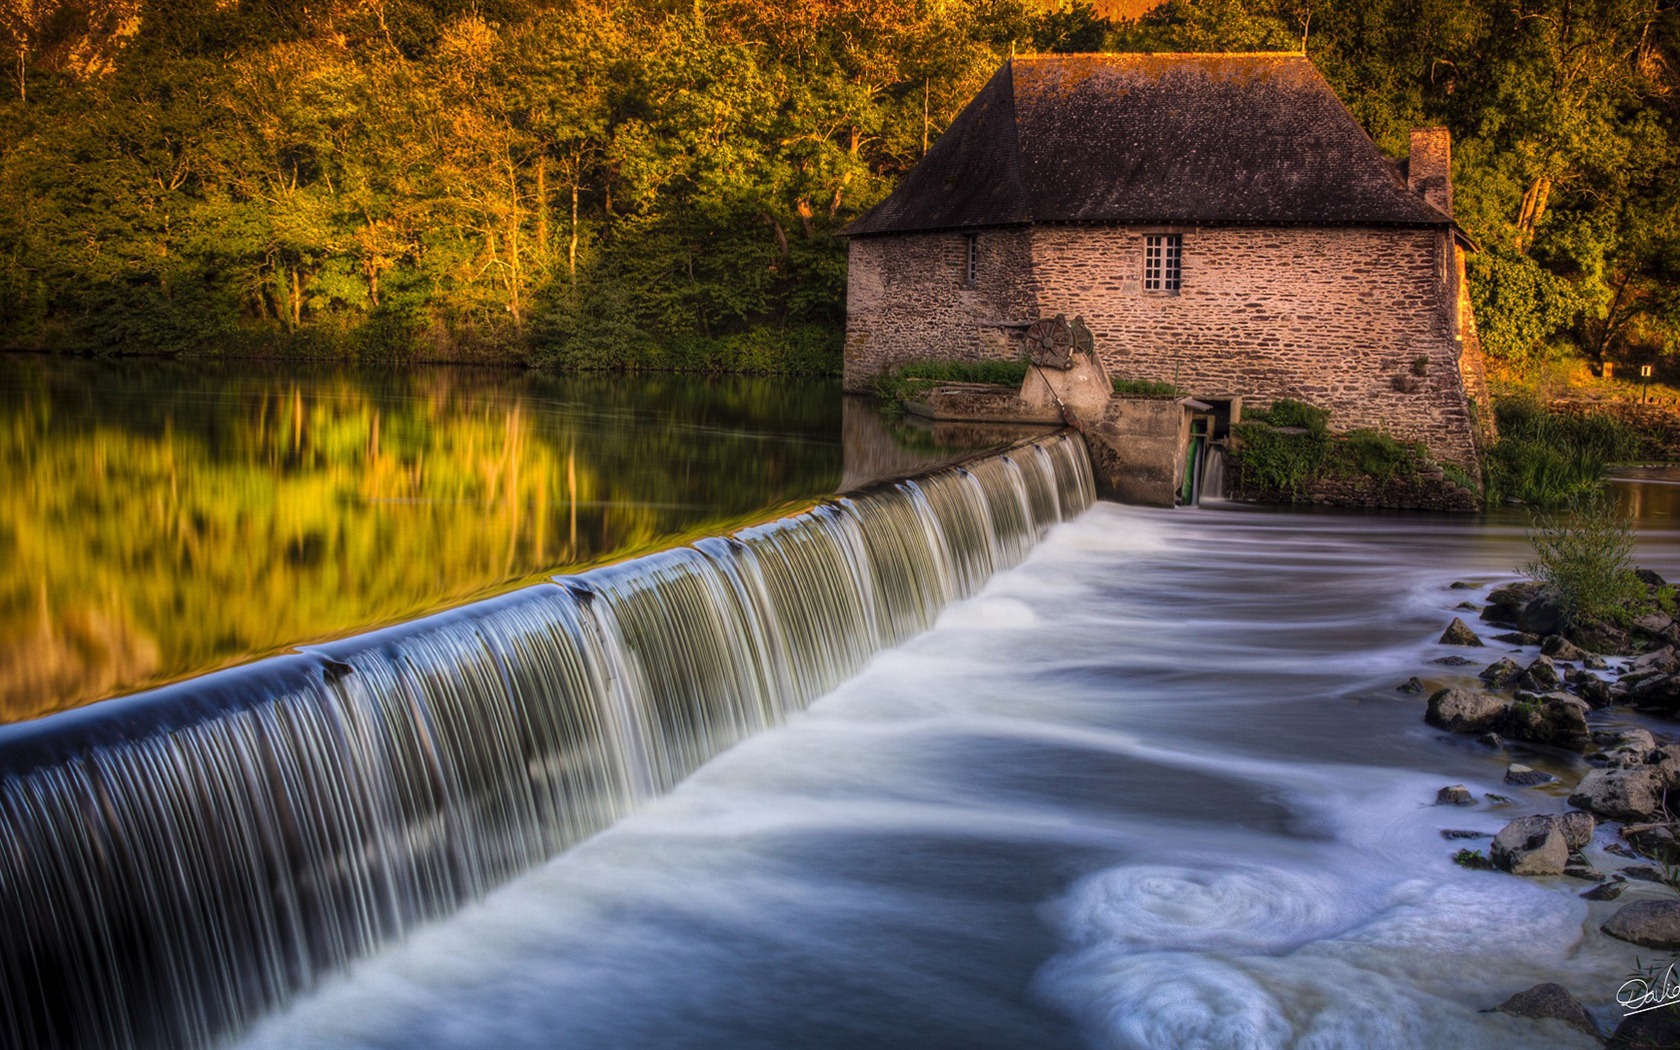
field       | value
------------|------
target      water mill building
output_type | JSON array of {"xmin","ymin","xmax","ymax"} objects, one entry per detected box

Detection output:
[{"xmin": 840, "ymin": 52, "xmax": 1489, "ymax": 468}]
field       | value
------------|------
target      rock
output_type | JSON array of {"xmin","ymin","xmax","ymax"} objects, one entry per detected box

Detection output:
[
  {"xmin": 1480, "ymin": 657, "xmax": 1524, "ymax": 687},
  {"xmin": 1608, "ymin": 1006, "xmax": 1680, "ymax": 1050},
  {"xmin": 1491, "ymin": 815, "xmax": 1571, "ymax": 875},
  {"xmin": 1585, "ymin": 654, "xmax": 1610, "ymax": 671},
  {"xmin": 1455, "ymin": 601, "xmax": 1479, "ymax": 611},
  {"xmin": 1542, "ymin": 635, "xmax": 1589, "ymax": 662},
  {"xmin": 1493, "ymin": 631, "xmax": 1541, "ymax": 646},
  {"xmin": 1604, "ymin": 900, "xmax": 1680, "ymax": 949},
  {"xmin": 1570, "ymin": 674, "xmax": 1614, "ymax": 708},
  {"xmin": 1630, "ymin": 646, "xmax": 1680, "ymax": 675},
  {"xmin": 1397, "ymin": 676, "xmax": 1425, "ymax": 694},
  {"xmin": 1477, "ymin": 732, "xmax": 1506, "ymax": 750},
  {"xmin": 1432, "ymin": 655, "xmax": 1475, "ymax": 666},
  {"xmin": 1558, "ymin": 811, "xmax": 1596, "ymax": 850},
  {"xmin": 1570, "ymin": 618, "xmax": 1635, "ymax": 656},
  {"xmin": 1494, "ymin": 983, "xmax": 1596, "ymax": 1036},
  {"xmin": 1440, "ymin": 617, "xmax": 1484, "ymax": 646},
  {"xmin": 1436, "ymin": 784, "xmax": 1475, "ymax": 806},
  {"xmin": 1564, "ymin": 864, "xmax": 1605, "ymax": 881},
  {"xmin": 1426, "ymin": 688, "xmax": 1511, "ymax": 733},
  {"xmin": 1583, "ymin": 880, "xmax": 1626, "ymax": 900},
  {"xmin": 1596, "ymin": 727, "xmax": 1659, "ymax": 754},
  {"xmin": 1627, "ymin": 673, "xmax": 1680, "ymax": 715},
  {"xmin": 1485, "ymin": 792, "xmax": 1515, "ymax": 805},
  {"xmin": 1633, "ymin": 612, "xmax": 1677, "ymax": 639},
  {"xmin": 1504, "ymin": 764, "xmax": 1557, "ymax": 787},
  {"xmin": 1571, "ymin": 767, "xmax": 1672, "ymax": 822},
  {"xmin": 1620, "ymin": 865, "xmax": 1666, "ymax": 882},
  {"xmin": 1440, "ymin": 828, "xmax": 1488, "ymax": 840},
  {"xmin": 1451, "ymin": 580, "xmax": 1479, "ymax": 590},
  {"xmin": 1519, "ymin": 590, "xmax": 1566, "ymax": 635},
  {"xmin": 1625, "ymin": 823, "xmax": 1680, "ymax": 864},
  {"xmin": 1515, "ymin": 655, "xmax": 1563, "ymax": 692},
  {"xmin": 1483, "ymin": 581, "xmax": 1542, "ymax": 625},
  {"xmin": 1609, "ymin": 842, "xmax": 1641, "ymax": 858},
  {"xmin": 1639, "ymin": 568, "xmax": 1670, "ymax": 589},
  {"xmin": 1501, "ymin": 693, "xmax": 1591, "ymax": 751}
]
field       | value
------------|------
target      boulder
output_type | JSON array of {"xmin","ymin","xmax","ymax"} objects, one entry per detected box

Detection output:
[
  {"xmin": 1639, "ymin": 568, "xmax": 1670, "ymax": 589},
  {"xmin": 1432, "ymin": 655, "xmax": 1475, "ymax": 667},
  {"xmin": 1479, "ymin": 657, "xmax": 1524, "ymax": 687},
  {"xmin": 1557, "ymin": 811, "xmax": 1596, "ymax": 850},
  {"xmin": 1564, "ymin": 864, "xmax": 1605, "ymax": 881},
  {"xmin": 1397, "ymin": 676, "xmax": 1425, "ymax": 694},
  {"xmin": 1493, "ymin": 983, "xmax": 1596, "ymax": 1036},
  {"xmin": 1583, "ymin": 880, "xmax": 1626, "ymax": 901},
  {"xmin": 1625, "ymin": 823, "xmax": 1680, "ymax": 864},
  {"xmin": 1515, "ymin": 655, "xmax": 1563, "ymax": 692},
  {"xmin": 1477, "ymin": 732, "xmax": 1506, "ymax": 750},
  {"xmin": 1455, "ymin": 601, "xmax": 1479, "ymax": 611},
  {"xmin": 1608, "ymin": 1006, "xmax": 1680, "ymax": 1050},
  {"xmin": 1595, "ymin": 727, "xmax": 1659, "ymax": 755},
  {"xmin": 1630, "ymin": 646, "xmax": 1680, "ymax": 675},
  {"xmin": 1571, "ymin": 767, "xmax": 1671, "ymax": 822},
  {"xmin": 1626, "ymin": 674, "xmax": 1680, "ymax": 714},
  {"xmin": 1436, "ymin": 785, "xmax": 1475, "ymax": 806},
  {"xmin": 1426, "ymin": 688, "xmax": 1511, "ymax": 733},
  {"xmin": 1518, "ymin": 590, "xmax": 1565, "ymax": 635},
  {"xmin": 1570, "ymin": 618, "xmax": 1635, "ymax": 656},
  {"xmin": 1585, "ymin": 654, "xmax": 1611, "ymax": 671},
  {"xmin": 1541, "ymin": 635, "xmax": 1589, "ymax": 662},
  {"xmin": 1569, "ymin": 673, "xmax": 1614, "ymax": 709},
  {"xmin": 1501, "ymin": 694, "xmax": 1591, "ymax": 751},
  {"xmin": 1493, "ymin": 631, "xmax": 1541, "ymax": 646},
  {"xmin": 1603, "ymin": 900, "xmax": 1680, "ymax": 949},
  {"xmin": 1482, "ymin": 581, "xmax": 1542, "ymax": 625},
  {"xmin": 1440, "ymin": 617, "xmax": 1484, "ymax": 647},
  {"xmin": 1504, "ymin": 764, "xmax": 1556, "ymax": 787},
  {"xmin": 1491, "ymin": 815, "xmax": 1570, "ymax": 875},
  {"xmin": 1633, "ymin": 612, "xmax": 1677, "ymax": 640}
]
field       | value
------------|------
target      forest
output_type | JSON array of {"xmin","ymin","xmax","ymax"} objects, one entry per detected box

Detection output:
[{"xmin": 0, "ymin": 0, "xmax": 1676, "ymax": 376}]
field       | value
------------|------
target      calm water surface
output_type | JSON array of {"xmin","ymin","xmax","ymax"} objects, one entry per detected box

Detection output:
[
  {"xmin": 236, "ymin": 477, "xmax": 1680, "ymax": 1049},
  {"xmin": 0, "ymin": 357, "xmax": 980, "ymax": 722}
]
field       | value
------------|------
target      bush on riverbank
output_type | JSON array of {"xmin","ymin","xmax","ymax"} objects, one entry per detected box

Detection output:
[
  {"xmin": 1523, "ymin": 495, "xmax": 1658, "ymax": 629},
  {"xmin": 529, "ymin": 323, "xmax": 840, "ymax": 376},
  {"xmin": 1485, "ymin": 397, "xmax": 1640, "ymax": 506}
]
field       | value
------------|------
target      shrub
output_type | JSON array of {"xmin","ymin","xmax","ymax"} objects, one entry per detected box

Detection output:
[
  {"xmin": 1249, "ymin": 398, "xmax": 1330, "ymax": 434},
  {"xmin": 1231, "ymin": 421, "xmax": 1328, "ymax": 500},
  {"xmin": 1522, "ymin": 493, "xmax": 1649, "ymax": 628},
  {"xmin": 873, "ymin": 358, "xmax": 1031, "ymax": 404},
  {"xmin": 1334, "ymin": 429, "xmax": 1425, "ymax": 482}
]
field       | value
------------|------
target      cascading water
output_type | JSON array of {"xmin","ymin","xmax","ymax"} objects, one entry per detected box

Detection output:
[{"xmin": 0, "ymin": 433, "xmax": 1093, "ymax": 1050}]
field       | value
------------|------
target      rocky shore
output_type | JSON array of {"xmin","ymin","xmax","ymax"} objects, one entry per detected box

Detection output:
[{"xmin": 1416, "ymin": 574, "xmax": 1680, "ymax": 1047}]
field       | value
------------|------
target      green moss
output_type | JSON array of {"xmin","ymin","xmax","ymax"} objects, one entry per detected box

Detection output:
[{"xmin": 1452, "ymin": 849, "xmax": 1494, "ymax": 870}]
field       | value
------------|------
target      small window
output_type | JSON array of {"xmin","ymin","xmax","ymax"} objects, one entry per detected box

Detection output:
[
  {"xmin": 964, "ymin": 233, "xmax": 978, "ymax": 286},
  {"xmin": 1143, "ymin": 234, "xmax": 1182, "ymax": 293}
]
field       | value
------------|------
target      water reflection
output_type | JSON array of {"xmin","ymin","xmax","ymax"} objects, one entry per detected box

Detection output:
[{"xmin": 0, "ymin": 358, "xmax": 864, "ymax": 721}]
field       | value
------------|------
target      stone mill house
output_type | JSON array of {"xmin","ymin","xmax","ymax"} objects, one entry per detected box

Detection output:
[{"xmin": 840, "ymin": 52, "xmax": 1489, "ymax": 471}]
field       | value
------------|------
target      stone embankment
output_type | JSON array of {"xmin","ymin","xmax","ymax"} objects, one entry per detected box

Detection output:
[{"xmin": 1414, "ymin": 573, "xmax": 1680, "ymax": 1043}]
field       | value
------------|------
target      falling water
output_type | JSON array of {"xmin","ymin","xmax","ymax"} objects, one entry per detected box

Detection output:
[{"xmin": 0, "ymin": 433, "xmax": 1093, "ymax": 1050}]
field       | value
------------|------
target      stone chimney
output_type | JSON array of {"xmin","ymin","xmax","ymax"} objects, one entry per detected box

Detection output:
[{"xmin": 1408, "ymin": 127, "xmax": 1452, "ymax": 218}]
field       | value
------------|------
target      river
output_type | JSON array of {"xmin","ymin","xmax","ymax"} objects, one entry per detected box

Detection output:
[{"xmin": 229, "ymin": 483, "xmax": 1680, "ymax": 1048}]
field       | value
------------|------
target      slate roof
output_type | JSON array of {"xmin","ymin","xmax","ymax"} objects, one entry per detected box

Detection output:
[{"xmin": 843, "ymin": 53, "xmax": 1452, "ymax": 236}]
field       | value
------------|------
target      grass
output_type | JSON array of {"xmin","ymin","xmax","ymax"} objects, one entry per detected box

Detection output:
[
  {"xmin": 1111, "ymin": 377, "xmax": 1180, "ymax": 396},
  {"xmin": 1485, "ymin": 396, "xmax": 1640, "ymax": 506},
  {"xmin": 872, "ymin": 358, "xmax": 1031, "ymax": 406}
]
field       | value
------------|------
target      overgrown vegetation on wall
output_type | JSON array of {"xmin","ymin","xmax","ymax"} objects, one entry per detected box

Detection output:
[
  {"xmin": 1232, "ymin": 399, "xmax": 1444, "ymax": 502},
  {"xmin": 0, "ymin": 1, "xmax": 1674, "ymax": 371}
]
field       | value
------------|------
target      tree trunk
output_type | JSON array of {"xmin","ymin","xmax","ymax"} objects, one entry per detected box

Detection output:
[
  {"xmin": 535, "ymin": 155, "xmax": 549, "ymax": 258},
  {"xmin": 1516, "ymin": 175, "xmax": 1552, "ymax": 254},
  {"xmin": 922, "ymin": 78, "xmax": 930, "ymax": 156},
  {"xmin": 569, "ymin": 179, "xmax": 579, "ymax": 285}
]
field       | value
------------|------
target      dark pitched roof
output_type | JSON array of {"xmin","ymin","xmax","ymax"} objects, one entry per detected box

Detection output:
[{"xmin": 843, "ymin": 53, "xmax": 1451, "ymax": 236}]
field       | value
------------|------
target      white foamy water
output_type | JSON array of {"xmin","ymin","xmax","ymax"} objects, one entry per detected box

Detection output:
[{"xmin": 238, "ymin": 498, "xmax": 1680, "ymax": 1049}]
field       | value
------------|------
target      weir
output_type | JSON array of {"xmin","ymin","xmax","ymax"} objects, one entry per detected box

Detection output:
[{"xmin": 0, "ymin": 432, "xmax": 1093, "ymax": 1050}]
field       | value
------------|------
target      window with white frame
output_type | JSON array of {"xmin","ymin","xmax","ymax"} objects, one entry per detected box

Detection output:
[
  {"xmin": 1143, "ymin": 234, "xmax": 1182, "ymax": 293},
  {"xmin": 964, "ymin": 233, "xmax": 978, "ymax": 286}
]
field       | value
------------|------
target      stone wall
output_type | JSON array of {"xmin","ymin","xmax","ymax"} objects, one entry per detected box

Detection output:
[
  {"xmin": 844, "ymin": 223, "xmax": 1486, "ymax": 468},
  {"xmin": 843, "ymin": 228, "xmax": 1037, "ymax": 391}
]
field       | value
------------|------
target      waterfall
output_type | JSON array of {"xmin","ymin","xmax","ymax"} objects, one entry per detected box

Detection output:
[{"xmin": 0, "ymin": 433, "xmax": 1093, "ymax": 1050}]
